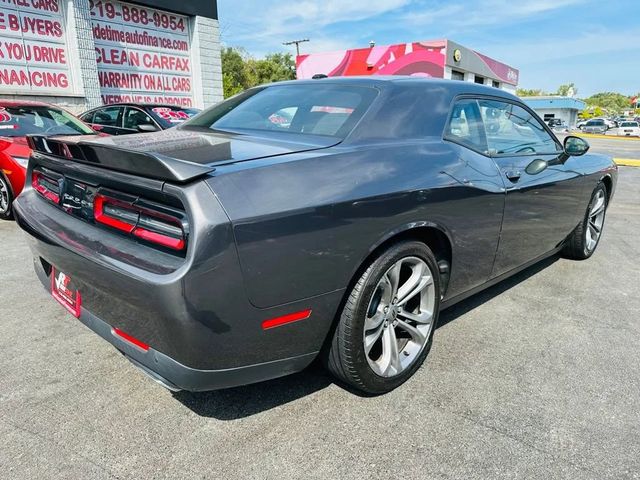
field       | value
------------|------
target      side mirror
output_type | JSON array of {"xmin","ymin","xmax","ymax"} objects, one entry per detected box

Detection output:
[
  {"xmin": 91, "ymin": 124, "xmax": 103, "ymax": 132},
  {"xmin": 564, "ymin": 136, "xmax": 589, "ymax": 156},
  {"xmin": 137, "ymin": 124, "xmax": 159, "ymax": 133},
  {"xmin": 525, "ymin": 158, "xmax": 548, "ymax": 175}
]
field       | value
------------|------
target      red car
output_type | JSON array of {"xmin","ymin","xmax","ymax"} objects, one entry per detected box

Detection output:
[{"xmin": 0, "ymin": 101, "xmax": 99, "ymax": 219}]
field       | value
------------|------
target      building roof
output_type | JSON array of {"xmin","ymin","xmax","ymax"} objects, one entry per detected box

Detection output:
[{"xmin": 522, "ymin": 96, "xmax": 586, "ymax": 111}]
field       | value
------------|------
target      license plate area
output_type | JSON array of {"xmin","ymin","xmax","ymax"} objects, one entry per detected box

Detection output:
[{"xmin": 51, "ymin": 267, "xmax": 82, "ymax": 318}]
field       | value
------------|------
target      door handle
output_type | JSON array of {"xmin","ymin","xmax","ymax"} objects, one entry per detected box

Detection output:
[{"xmin": 505, "ymin": 170, "xmax": 521, "ymax": 182}]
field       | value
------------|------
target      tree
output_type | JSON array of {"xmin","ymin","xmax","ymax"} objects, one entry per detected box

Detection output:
[
  {"xmin": 516, "ymin": 88, "xmax": 547, "ymax": 97},
  {"xmin": 584, "ymin": 92, "xmax": 632, "ymax": 115},
  {"xmin": 221, "ymin": 47, "xmax": 297, "ymax": 98},
  {"xmin": 556, "ymin": 83, "xmax": 577, "ymax": 96},
  {"xmin": 221, "ymin": 47, "xmax": 253, "ymax": 98},
  {"xmin": 246, "ymin": 53, "xmax": 296, "ymax": 85}
]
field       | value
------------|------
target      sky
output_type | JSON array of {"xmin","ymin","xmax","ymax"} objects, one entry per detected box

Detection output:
[{"xmin": 217, "ymin": 0, "xmax": 639, "ymax": 97}]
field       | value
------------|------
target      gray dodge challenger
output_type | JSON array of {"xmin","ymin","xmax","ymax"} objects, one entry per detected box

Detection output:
[{"xmin": 14, "ymin": 77, "xmax": 617, "ymax": 394}]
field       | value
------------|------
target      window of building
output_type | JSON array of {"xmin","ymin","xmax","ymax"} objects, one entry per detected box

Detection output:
[
  {"xmin": 474, "ymin": 75, "xmax": 485, "ymax": 84},
  {"xmin": 492, "ymin": 80, "xmax": 500, "ymax": 88},
  {"xmin": 451, "ymin": 70, "xmax": 465, "ymax": 81}
]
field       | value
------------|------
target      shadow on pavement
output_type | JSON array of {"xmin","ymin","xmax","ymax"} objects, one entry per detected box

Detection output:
[
  {"xmin": 172, "ymin": 364, "xmax": 333, "ymax": 420},
  {"xmin": 173, "ymin": 254, "xmax": 560, "ymax": 420},
  {"xmin": 437, "ymin": 254, "xmax": 559, "ymax": 329}
]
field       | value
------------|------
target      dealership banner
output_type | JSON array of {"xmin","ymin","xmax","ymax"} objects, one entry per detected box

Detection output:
[
  {"xmin": 90, "ymin": 0, "xmax": 194, "ymax": 106},
  {"xmin": 0, "ymin": 0, "xmax": 74, "ymax": 94}
]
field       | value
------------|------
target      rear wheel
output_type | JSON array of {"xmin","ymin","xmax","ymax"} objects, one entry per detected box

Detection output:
[
  {"xmin": 562, "ymin": 183, "xmax": 608, "ymax": 260},
  {"xmin": 326, "ymin": 241, "xmax": 440, "ymax": 394},
  {"xmin": 0, "ymin": 173, "xmax": 13, "ymax": 220}
]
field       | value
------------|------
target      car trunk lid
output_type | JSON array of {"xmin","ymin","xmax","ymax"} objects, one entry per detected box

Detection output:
[{"xmin": 28, "ymin": 128, "xmax": 339, "ymax": 183}]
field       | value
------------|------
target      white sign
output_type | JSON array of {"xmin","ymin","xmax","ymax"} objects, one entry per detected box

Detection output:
[
  {"xmin": 0, "ymin": 0, "xmax": 73, "ymax": 94},
  {"xmin": 90, "ymin": 0, "xmax": 194, "ymax": 107}
]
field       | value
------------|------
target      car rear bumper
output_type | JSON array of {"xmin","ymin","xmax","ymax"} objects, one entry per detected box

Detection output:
[
  {"xmin": 14, "ymin": 186, "xmax": 342, "ymax": 390},
  {"xmin": 22, "ymin": 219, "xmax": 320, "ymax": 391},
  {"xmin": 31, "ymin": 257, "xmax": 316, "ymax": 391}
]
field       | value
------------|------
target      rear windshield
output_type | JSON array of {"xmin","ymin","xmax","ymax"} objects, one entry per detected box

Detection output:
[
  {"xmin": 620, "ymin": 122, "xmax": 638, "ymax": 128},
  {"xmin": 185, "ymin": 84, "xmax": 378, "ymax": 139},
  {"xmin": 0, "ymin": 105, "xmax": 95, "ymax": 137},
  {"xmin": 148, "ymin": 106, "xmax": 201, "ymax": 128}
]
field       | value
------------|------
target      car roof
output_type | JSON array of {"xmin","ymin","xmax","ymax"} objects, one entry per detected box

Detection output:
[
  {"xmin": 86, "ymin": 103, "xmax": 194, "ymax": 109},
  {"xmin": 0, "ymin": 99, "xmax": 55, "ymax": 108},
  {"xmin": 264, "ymin": 76, "xmax": 520, "ymax": 101}
]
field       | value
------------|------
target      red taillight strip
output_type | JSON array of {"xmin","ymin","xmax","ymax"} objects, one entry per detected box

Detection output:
[
  {"xmin": 93, "ymin": 195, "xmax": 136, "ymax": 233},
  {"xmin": 133, "ymin": 227, "xmax": 186, "ymax": 250},
  {"xmin": 93, "ymin": 194, "xmax": 186, "ymax": 251},
  {"xmin": 32, "ymin": 171, "xmax": 60, "ymax": 204},
  {"xmin": 112, "ymin": 327, "xmax": 150, "ymax": 351},
  {"xmin": 262, "ymin": 309, "xmax": 312, "ymax": 330}
]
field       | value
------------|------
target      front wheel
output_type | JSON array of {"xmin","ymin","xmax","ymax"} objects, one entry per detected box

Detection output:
[
  {"xmin": 0, "ymin": 173, "xmax": 14, "ymax": 220},
  {"xmin": 325, "ymin": 241, "xmax": 440, "ymax": 395},
  {"xmin": 562, "ymin": 183, "xmax": 608, "ymax": 260}
]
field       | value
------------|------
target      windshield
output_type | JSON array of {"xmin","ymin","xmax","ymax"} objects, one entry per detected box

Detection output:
[
  {"xmin": 587, "ymin": 120, "xmax": 604, "ymax": 126},
  {"xmin": 0, "ymin": 105, "xmax": 95, "ymax": 137},
  {"xmin": 148, "ymin": 106, "xmax": 201, "ymax": 128},
  {"xmin": 185, "ymin": 84, "xmax": 378, "ymax": 139}
]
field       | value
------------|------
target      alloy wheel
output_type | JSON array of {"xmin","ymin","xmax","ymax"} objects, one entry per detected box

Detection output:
[
  {"xmin": 0, "ymin": 176, "xmax": 9, "ymax": 214},
  {"xmin": 363, "ymin": 256, "xmax": 436, "ymax": 377},
  {"xmin": 586, "ymin": 189, "xmax": 606, "ymax": 252}
]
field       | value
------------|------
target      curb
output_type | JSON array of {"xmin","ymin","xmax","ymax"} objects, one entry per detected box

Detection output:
[
  {"xmin": 614, "ymin": 158, "xmax": 640, "ymax": 167},
  {"xmin": 577, "ymin": 133, "xmax": 640, "ymax": 141}
]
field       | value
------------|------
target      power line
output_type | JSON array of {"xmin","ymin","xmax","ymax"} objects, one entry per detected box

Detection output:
[{"xmin": 283, "ymin": 39, "xmax": 310, "ymax": 56}]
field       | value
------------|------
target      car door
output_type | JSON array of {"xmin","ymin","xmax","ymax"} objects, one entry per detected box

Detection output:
[
  {"xmin": 87, "ymin": 106, "xmax": 124, "ymax": 135},
  {"xmin": 122, "ymin": 107, "xmax": 161, "ymax": 134},
  {"xmin": 477, "ymin": 98, "xmax": 586, "ymax": 277},
  {"xmin": 441, "ymin": 98, "xmax": 506, "ymax": 297}
]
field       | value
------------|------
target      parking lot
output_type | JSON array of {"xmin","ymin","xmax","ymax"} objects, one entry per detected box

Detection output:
[
  {"xmin": 1, "ymin": 165, "xmax": 639, "ymax": 479},
  {"xmin": 578, "ymin": 134, "xmax": 640, "ymax": 160}
]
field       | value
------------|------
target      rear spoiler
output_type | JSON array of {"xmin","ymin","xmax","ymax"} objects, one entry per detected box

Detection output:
[{"xmin": 27, "ymin": 135, "xmax": 215, "ymax": 183}]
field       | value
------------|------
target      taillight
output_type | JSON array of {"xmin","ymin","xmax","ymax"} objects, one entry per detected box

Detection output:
[
  {"xmin": 93, "ymin": 192, "xmax": 187, "ymax": 251},
  {"xmin": 32, "ymin": 170, "xmax": 61, "ymax": 204}
]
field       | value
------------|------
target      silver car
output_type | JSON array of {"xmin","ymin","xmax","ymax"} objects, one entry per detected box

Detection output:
[{"xmin": 582, "ymin": 119, "xmax": 607, "ymax": 134}]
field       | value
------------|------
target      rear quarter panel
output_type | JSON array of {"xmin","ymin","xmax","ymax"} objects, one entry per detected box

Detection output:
[{"xmin": 208, "ymin": 140, "xmax": 505, "ymax": 308}]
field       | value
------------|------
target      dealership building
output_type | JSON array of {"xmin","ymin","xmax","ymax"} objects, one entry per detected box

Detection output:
[
  {"xmin": 296, "ymin": 39, "xmax": 520, "ymax": 93},
  {"xmin": 0, "ymin": 0, "xmax": 222, "ymax": 113},
  {"xmin": 523, "ymin": 96, "xmax": 587, "ymax": 128}
]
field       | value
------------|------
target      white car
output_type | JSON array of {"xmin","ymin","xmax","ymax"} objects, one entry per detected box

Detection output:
[{"xmin": 618, "ymin": 121, "xmax": 640, "ymax": 137}]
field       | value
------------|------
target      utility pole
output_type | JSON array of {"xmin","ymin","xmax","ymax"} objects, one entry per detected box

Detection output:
[{"xmin": 283, "ymin": 39, "xmax": 309, "ymax": 56}]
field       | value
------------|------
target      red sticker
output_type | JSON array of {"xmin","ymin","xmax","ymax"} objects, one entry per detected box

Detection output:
[
  {"xmin": 152, "ymin": 107, "xmax": 189, "ymax": 122},
  {"xmin": 0, "ymin": 108, "xmax": 11, "ymax": 123}
]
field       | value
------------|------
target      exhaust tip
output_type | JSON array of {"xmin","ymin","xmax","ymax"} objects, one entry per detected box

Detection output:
[{"xmin": 126, "ymin": 356, "xmax": 182, "ymax": 392}]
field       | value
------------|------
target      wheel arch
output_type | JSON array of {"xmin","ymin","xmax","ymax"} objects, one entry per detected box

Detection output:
[
  {"xmin": 319, "ymin": 222, "xmax": 454, "ymax": 358},
  {"xmin": 357, "ymin": 222, "xmax": 454, "ymax": 294},
  {"xmin": 600, "ymin": 174, "xmax": 613, "ymax": 202}
]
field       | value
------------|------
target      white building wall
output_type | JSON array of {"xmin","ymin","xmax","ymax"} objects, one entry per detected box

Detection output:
[
  {"xmin": 191, "ymin": 16, "xmax": 223, "ymax": 109},
  {"xmin": 0, "ymin": 0, "xmax": 222, "ymax": 113},
  {"xmin": 531, "ymin": 108, "xmax": 579, "ymax": 127},
  {"xmin": 69, "ymin": 0, "xmax": 102, "ymax": 111}
]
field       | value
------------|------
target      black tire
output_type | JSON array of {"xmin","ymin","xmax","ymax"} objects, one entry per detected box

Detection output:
[
  {"xmin": 0, "ymin": 172, "xmax": 14, "ymax": 221},
  {"xmin": 325, "ymin": 241, "xmax": 441, "ymax": 395},
  {"xmin": 562, "ymin": 182, "xmax": 608, "ymax": 260}
]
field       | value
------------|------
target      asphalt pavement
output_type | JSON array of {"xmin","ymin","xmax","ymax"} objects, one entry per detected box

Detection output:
[
  {"xmin": 1, "ymin": 168, "xmax": 639, "ymax": 479},
  {"xmin": 581, "ymin": 135, "xmax": 640, "ymax": 160}
]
